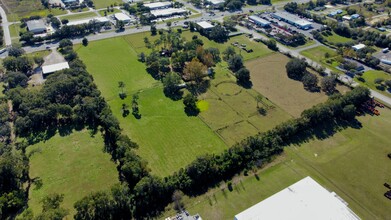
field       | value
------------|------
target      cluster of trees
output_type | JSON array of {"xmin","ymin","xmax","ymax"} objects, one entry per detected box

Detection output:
[
  {"xmin": 225, "ymin": 0, "xmax": 245, "ymax": 11},
  {"xmin": 373, "ymin": 78, "xmax": 391, "ymax": 91},
  {"xmin": 223, "ymin": 46, "xmax": 251, "ymax": 86},
  {"xmin": 286, "ymin": 58, "xmax": 338, "ymax": 93},
  {"xmin": 275, "ymin": 32, "xmax": 307, "ymax": 47}
]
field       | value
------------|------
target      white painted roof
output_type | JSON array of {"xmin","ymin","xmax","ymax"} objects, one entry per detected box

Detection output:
[
  {"xmin": 42, "ymin": 62, "xmax": 69, "ymax": 74},
  {"xmin": 234, "ymin": 176, "xmax": 360, "ymax": 220},
  {"xmin": 67, "ymin": 17, "xmax": 109, "ymax": 26},
  {"xmin": 151, "ymin": 8, "xmax": 187, "ymax": 17},
  {"xmin": 208, "ymin": 0, "xmax": 225, "ymax": 5},
  {"xmin": 144, "ymin": 1, "xmax": 172, "ymax": 9},
  {"xmin": 249, "ymin": 15, "xmax": 270, "ymax": 25},
  {"xmin": 352, "ymin": 43, "xmax": 366, "ymax": 50},
  {"xmin": 196, "ymin": 21, "xmax": 214, "ymax": 29},
  {"xmin": 114, "ymin": 13, "xmax": 131, "ymax": 21},
  {"xmin": 295, "ymin": 19, "xmax": 312, "ymax": 26}
]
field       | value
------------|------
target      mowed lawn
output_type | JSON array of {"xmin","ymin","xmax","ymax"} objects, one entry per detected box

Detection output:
[
  {"xmin": 246, "ymin": 53, "xmax": 348, "ymax": 117},
  {"xmin": 61, "ymin": 12, "xmax": 98, "ymax": 21},
  {"xmin": 358, "ymin": 70, "xmax": 391, "ymax": 98},
  {"xmin": 300, "ymin": 46, "xmax": 342, "ymax": 73},
  {"xmin": 164, "ymin": 108, "xmax": 391, "ymax": 220},
  {"xmin": 93, "ymin": 0, "xmax": 123, "ymax": 9},
  {"xmin": 325, "ymin": 31, "xmax": 353, "ymax": 44},
  {"xmin": 27, "ymin": 130, "xmax": 119, "ymax": 217},
  {"xmin": 76, "ymin": 36, "xmax": 227, "ymax": 176}
]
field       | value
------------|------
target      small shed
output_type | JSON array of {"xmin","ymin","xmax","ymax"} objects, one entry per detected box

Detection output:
[
  {"xmin": 26, "ymin": 19, "xmax": 46, "ymax": 34},
  {"xmin": 352, "ymin": 43, "xmax": 366, "ymax": 51}
]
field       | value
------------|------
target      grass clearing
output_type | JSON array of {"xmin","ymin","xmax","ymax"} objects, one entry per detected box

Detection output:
[
  {"xmin": 61, "ymin": 12, "xmax": 98, "ymax": 21},
  {"xmin": 358, "ymin": 70, "xmax": 391, "ymax": 98},
  {"xmin": 93, "ymin": 0, "xmax": 123, "ymax": 9},
  {"xmin": 1, "ymin": 0, "xmax": 66, "ymax": 22},
  {"xmin": 246, "ymin": 53, "xmax": 348, "ymax": 117},
  {"xmin": 27, "ymin": 130, "xmax": 119, "ymax": 217},
  {"xmin": 324, "ymin": 31, "xmax": 353, "ymax": 44},
  {"xmin": 163, "ymin": 108, "xmax": 391, "ymax": 220},
  {"xmin": 76, "ymin": 36, "xmax": 228, "ymax": 176},
  {"xmin": 300, "ymin": 45, "xmax": 343, "ymax": 73},
  {"xmin": 9, "ymin": 23, "xmax": 25, "ymax": 38},
  {"xmin": 97, "ymin": 8, "xmax": 121, "ymax": 16}
]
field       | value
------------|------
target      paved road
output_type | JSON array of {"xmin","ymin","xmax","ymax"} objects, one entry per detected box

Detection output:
[{"xmin": 0, "ymin": 5, "xmax": 11, "ymax": 46}]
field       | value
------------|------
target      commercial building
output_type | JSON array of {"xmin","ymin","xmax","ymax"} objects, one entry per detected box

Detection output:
[
  {"xmin": 66, "ymin": 17, "xmax": 110, "ymax": 26},
  {"xmin": 352, "ymin": 43, "xmax": 366, "ymax": 51},
  {"xmin": 42, "ymin": 62, "xmax": 69, "ymax": 75},
  {"xmin": 234, "ymin": 176, "xmax": 360, "ymax": 220},
  {"xmin": 272, "ymin": 11, "xmax": 312, "ymax": 30},
  {"xmin": 151, "ymin": 8, "xmax": 187, "ymax": 18},
  {"xmin": 144, "ymin": 1, "xmax": 172, "ymax": 10},
  {"xmin": 114, "ymin": 13, "xmax": 132, "ymax": 23},
  {"xmin": 62, "ymin": 0, "xmax": 80, "ymax": 5},
  {"xmin": 26, "ymin": 19, "xmax": 47, "ymax": 34},
  {"xmin": 248, "ymin": 15, "xmax": 271, "ymax": 27},
  {"xmin": 196, "ymin": 21, "xmax": 214, "ymax": 30}
]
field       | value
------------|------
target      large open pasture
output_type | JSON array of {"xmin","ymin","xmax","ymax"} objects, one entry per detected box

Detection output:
[
  {"xmin": 245, "ymin": 53, "xmax": 349, "ymax": 117},
  {"xmin": 76, "ymin": 31, "xmax": 293, "ymax": 176},
  {"xmin": 164, "ymin": 107, "xmax": 391, "ymax": 220},
  {"xmin": 0, "ymin": 0, "xmax": 66, "ymax": 21},
  {"xmin": 27, "ymin": 130, "xmax": 119, "ymax": 217},
  {"xmin": 76, "ymin": 35, "xmax": 228, "ymax": 176}
]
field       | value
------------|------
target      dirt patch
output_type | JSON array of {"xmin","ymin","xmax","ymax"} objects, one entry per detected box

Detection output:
[
  {"xmin": 43, "ymin": 49, "xmax": 66, "ymax": 65},
  {"xmin": 246, "ymin": 53, "xmax": 333, "ymax": 117}
]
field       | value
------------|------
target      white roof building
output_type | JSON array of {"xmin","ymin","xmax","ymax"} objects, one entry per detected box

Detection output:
[
  {"xmin": 234, "ymin": 177, "xmax": 360, "ymax": 220},
  {"xmin": 42, "ymin": 62, "xmax": 70, "ymax": 75},
  {"xmin": 67, "ymin": 17, "xmax": 109, "ymax": 26},
  {"xmin": 150, "ymin": 8, "xmax": 187, "ymax": 17},
  {"xmin": 196, "ymin": 21, "xmax": 214, "ymax": 29},
  {"xmin": 26, "ymin": 19, "xmax": 47, "ymax": 34},
  {"xmin": 343, "ymin": 15, "xmax": 352, "ymax": 20},
  {"xmin": 208, "ymin": 0, "xmax": 225, "ymax": 5},
  {"xmin": 114, "ymin": 13, "xmax": 132, "ymax": 22},
  {"xmin": 144, "ymin": 1, "xmax": 172, "ymax": 10},
  {"xmin": 352, "ymin": 43, "xmax": 366, "ymax": 51}
]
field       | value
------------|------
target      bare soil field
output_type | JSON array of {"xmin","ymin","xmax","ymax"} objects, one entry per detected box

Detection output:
[{"xmin": 246, "ymin": 53, "xmax": 349, "ymax": 117}]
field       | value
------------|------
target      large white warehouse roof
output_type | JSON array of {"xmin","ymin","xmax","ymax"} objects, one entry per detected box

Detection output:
[{"xmin": 234, "ymin": 176, "xmax": 360, "ymax": 220}]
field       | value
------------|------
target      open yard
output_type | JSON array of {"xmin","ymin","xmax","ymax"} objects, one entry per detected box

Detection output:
[
  {"xmin": 0, "ymin": 0, "xmax": 66, "ymax": 21},
  {"xmin": 163, "ymin": 107, "xmax": 391, "ymax": 220},
  {"xmin": 300, "ymin": 46, "xmax": 343, "ymax": 73},
  {"xmin": 245, "ymin": 53, "xmax": 349, "ymax": 117},
  {"xmin": 324, "ymin": 31, "xmax": 353, "ymax": 44},
  {"xmin": 358, "ymin": 70, "xmax": 391, "ymax": 98},
  {"xmin": 61, "ymin": 12, "xmax": 98, "ymax": 21},
  {"xmin": 92, "ymin": 0, "xmax": 123, "ymax": 9},
  {"xmin": 26, "ymin": 130, "xmax": 119, "ymax": 217}
]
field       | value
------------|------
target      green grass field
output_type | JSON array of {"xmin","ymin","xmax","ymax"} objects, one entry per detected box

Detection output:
[
  {"xmin": 325, "ymin": 31, "xmax": 353, "ymax": 44},
  {"xmin": 97, "ymin": 8, "xmax": 121, "ymax": 16},
  {"xmin": 93, "ymin": 0, "xmax": 123, "ymax": 9},
  {"xmin": 27, "ymin": 130, "xmax": 119, "ymax": 217},
  {"xmin": 163, "ymin": 107, "xmax": 391, "ymax": 219},
  {"xmin": 2, "ymin": 0, "xmax": 66, "ymax": 22},
  {"xmin": 76, "ymin": 36, "xmax": 228, "ymax": 176},
  {"xmin": 9, "ymin": 23, "xmax": 25, "ymax": 39},
  {"xmin": 358, "ymin": 70, "xmax": 391, "ymax": 98},
  {"xmin": 61, "ymin": 12, "xmax": 98, "ymax": 21},
  {"xmin": 300, "ymin": 46, "xmax": 343, "ymax": 73}
]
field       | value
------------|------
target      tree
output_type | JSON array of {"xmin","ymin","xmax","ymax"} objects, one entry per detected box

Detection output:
[
  {"xmin": 302, "ymin": 72, "xmax": 319, "ymax": 91},
  {"xmin": 209, "ymin": 25, "xmax": 229, "ymax": 42},
  {"xmin": 82, "ymin": 37, "xmax": 88, "ymax": 46},
  {"xmin": 341, "ymin": 104, "xmax": 356, "ymax": 121},
  {"xmin": 61, "ymin": 19, "xmax": 69, "ymax": 25},
  {"xmin": 74, "ymin": 192, "xmax": 113, "ymax": 220},
  {"xmin": 236, "ymin": 67, "xmax": 251, "ymax": 86},
  {"xmin": 285, "ymin": 58, "xmax": 307, "ymax": 79},
  {"xmin": 8, "ymin": 46, "xmax": 25, "ymax": 57},
  {"xmin": 228, "ymin": 54, "xmax": 244, "ymax": 72},
  {"xmin": 59, "ymin": 39, "xmax": 73, "ymax": 49},
  {"xmin": 172, "ymin": 190, "xmax": 184, "ymax": 212},
  {"xmin": 183, "ymin": 58, "xmax": 207, "ymax": 84},
  {"xmin": 321, "ymin": 76, "xmax": 337, "ymax": 95},
  {"xmin": 183, "ymin": 93, "xmax": 199, "ymax": 116},
  {"xmin": 223, "ymin": 46, "xmax": 236, "ymax": 61},
  {"xmin": 116, "ymin": 20, "xmax": 125, "ymax": 31},
  {"xmin": 163, "ymin": 72, "xmax": 182, "ymax": 99},
  {"xmin": 118, "ymin": 81, "xmax": 126, "ymax": 99},
  {"xmin": 150, "ymin": 25, "xmax": 157, "ymax": 36},
  {"xmin": 4, "ymin": 72, "xmax": 29, "ymax": 89}
]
